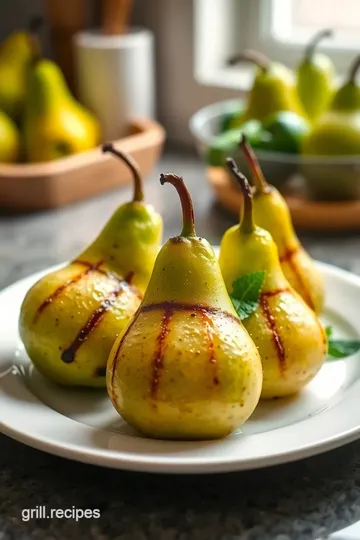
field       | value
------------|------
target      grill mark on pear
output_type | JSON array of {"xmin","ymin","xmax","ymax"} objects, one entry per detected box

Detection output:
[
  {"xmin": 199, "ymin": 311, "xmax": 219, "ymax": 386},
  {"xmin": 261, "ymin": 288, "xmax": 290, "ymax": 298},
  {"xmin": 279, "ymin": 248, "xmax": 315, "ymax": 311},
  {"xmin": 35, "ymin": 261, "xmax": 104, "ymax": 321},
  {"xmin": 150, "ymin": 308, "xmax": 174, "ymax": 398},
  {"xmin": 141, "ymin": 302, "xmax": 239, "ymax": 323},
  {"xmin": 110, "ymin": 311, "xmax": 140, "ymax": 388},
  {"xmin": 61, "ymin": 284, "xmax": 129, "ymax": 364},
  {"xmin": 259, "ymin": 294, "xmax": 286, "ymax": 374},
  {"xmin": 75, "ymin": 261, "xmax": 141, "ymax": 297}
]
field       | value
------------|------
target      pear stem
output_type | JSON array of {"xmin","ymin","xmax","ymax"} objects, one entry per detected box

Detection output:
[
  {"xmin": 239, "ymin": 135, "xmax": 270, "ymax": 194},
  {"xmin": 304, "ymin": 28, "xmax": 333, "ymax": 62},
  {"xmin": 160, "ymin": 173, "xmax": 196, "ymax": 237},
  {"xmin": 102, "ymin": 143, "xmax": 144, "ymax": 202},
  {"xmin": 226, "ymin": 158, "xmax": 255, "ymax": 234},
  {"xmin": 348, "ymin": 55, "xmax": 360, "ymax": 85},
  {"xmin": 227, "ymin": 49, "xmax": 269, "ymax": 73}
]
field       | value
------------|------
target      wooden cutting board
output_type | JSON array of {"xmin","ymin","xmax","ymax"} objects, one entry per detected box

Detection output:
[{"xmin": 207, "ymin": 166, "xmax": 360, "ymax": 232}]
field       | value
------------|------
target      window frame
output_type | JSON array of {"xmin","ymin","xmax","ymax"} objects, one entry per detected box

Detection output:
[{"xmin": 194, "ymin": 0, "xmax": 360, "ymax": 92}]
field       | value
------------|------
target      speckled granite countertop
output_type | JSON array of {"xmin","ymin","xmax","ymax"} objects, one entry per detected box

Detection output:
[{"xmin": 2, "ymin": 149, "xmax": 360, "ymax": 540}]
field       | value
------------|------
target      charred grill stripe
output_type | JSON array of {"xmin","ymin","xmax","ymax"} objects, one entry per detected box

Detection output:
[
  {"xmin": 260, "ymin": 294, "xmax": 286, "ymax": 375},
  {"xmin": 141, "ymin": 302, "xmax": 239, "ymax": 323},
  {"xmin": 61, "ymin": 284, "xmax": 127, "ymax": 364},
  {"xmin": 74, "ymin": 261, "xmax": 138, "ymax": 293},
  {"xmin": 35, "ymin": 261, "xmax": 103, "ymax": 320},
  {"xmin": 279, "ymin": 246, "xmax": 299, "ymax": 263},
  {"xmin": 150, "ymin": 308, "xmax": 174, "ymax": 398},
  {"xmin": 279, "ymin": 248, "xmax": 315, "ymax": 311},
  {"xmin": 110, "ymin": 311, "xmax": 141, "ymax": 389},
  {"xmin": 261, "ymin": 288, "xmax": 290, "ymax": 298},
  {"xmin": 199, "ymin": 312, "xmax": 219, "ymax": 386}
]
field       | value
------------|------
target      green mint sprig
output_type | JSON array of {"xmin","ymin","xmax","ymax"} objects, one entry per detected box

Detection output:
[
  {"xmin": 230, "ymin": 271, "xmax": 265, "ymax": 320},
  {"xmin": 325, "ymin": 325, "xmax": 360, "ymax": 360}
]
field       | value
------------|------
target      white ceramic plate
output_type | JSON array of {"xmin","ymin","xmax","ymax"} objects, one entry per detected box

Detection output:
[{"xmin": 1, "ymin": 251, "xmax": 360, "ymax": 474}]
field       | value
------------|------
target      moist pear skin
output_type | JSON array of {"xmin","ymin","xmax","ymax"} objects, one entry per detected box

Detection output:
[
  {"xmin": 219, "ymin": 157, "xmax": 327, "ymax": 399},
  {"xmin": 107, "ymin": 173, "xmax": 263, "ymax": 440},
  {"xmin": 239, "ymin": 136, "xmax": 324, "ymax": 314},
  {"xmin": 19, "ymin": 145, "xmax": 163, "ymax": 387}
]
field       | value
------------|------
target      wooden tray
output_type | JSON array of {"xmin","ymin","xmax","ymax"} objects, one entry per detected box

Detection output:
[
  {"xmin": 207, "ymin": 166, "xmax": 360, "ymax": 232},
  {"xmin": 0, "ymin": 117, "xmax": 166, "ymax": 211}
]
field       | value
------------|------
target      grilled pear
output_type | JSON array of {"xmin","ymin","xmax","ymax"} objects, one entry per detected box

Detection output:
[
  {"xmin": 219, "ymin": 158, "xmax": 327, "ymax": 398},
  {"xmin": 19, "ymin": 144, "xmax": 163, "ymax": 387},
  {"xmin": 239, "ymin": 135, "xmax": 325, "ymax": 314},
  {"xmin": 107, "ymin": 172, "xmax": 263, "ymax": 439}
]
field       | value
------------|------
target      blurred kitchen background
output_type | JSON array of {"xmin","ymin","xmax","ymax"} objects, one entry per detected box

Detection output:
[{"xmin": 2, "ymin": 0, "xmax": 360, "ymax": 286}]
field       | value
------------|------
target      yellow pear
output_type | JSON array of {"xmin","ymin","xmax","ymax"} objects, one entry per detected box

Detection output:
[
  {"xmin": 219, "ymin": 158, "xmax": 327, "ymax": 398},
  {"xmin": 107, "ymin": 172, "xmax": 263, "ymax": 439},
  {"xmin": 19, "ymin": 145, "xmax": 163, "ymax": 387},
  {"xmin": 239, "ymin": 135, "xmax": 325, "ymax": 314},
  {"xmin": 0, "ymin": 109, "xmax": 20, "ymax": 163},
  {"xmin": 23, "ymin": 59, "xmax": 101, "ymax": 162}
]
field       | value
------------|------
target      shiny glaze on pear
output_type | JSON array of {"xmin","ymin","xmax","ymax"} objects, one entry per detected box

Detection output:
[
  {"xmin": 240, "ymin": 136, "xmax": 324, "ymax": 314},
  {"xmin": 19, "ymin": 145, "xmax": 163, "ymax": 387},
  {"xmin": 219, "ymin": 159, "xmax": 327, "ymax": 398},
  {"xmin": 107, "ymin": 173, "xmax": 263, "ymax": 440}
]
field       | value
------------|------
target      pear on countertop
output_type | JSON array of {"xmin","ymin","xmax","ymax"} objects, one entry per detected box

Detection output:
[
  {"xmin": 107, "ymin": 171, "xmax": 263, "ymax": 440},
  {"xmin": 19, "ymin": 144, "xmax": 163, "ymax": 387},
  {"xmin": 219, "ymin": 157, "xmax": 327, "ymax": 399}
]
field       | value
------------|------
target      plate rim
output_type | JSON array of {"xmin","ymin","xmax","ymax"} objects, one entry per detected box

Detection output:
[{"xmin": 1, "ymin": 256, "xmax": 360, "ymax": 474}]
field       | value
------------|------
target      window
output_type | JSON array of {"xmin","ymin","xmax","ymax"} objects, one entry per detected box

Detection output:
[{"xmin": 194, "ymin": 0, "xmax": 360, "ymax": 91}]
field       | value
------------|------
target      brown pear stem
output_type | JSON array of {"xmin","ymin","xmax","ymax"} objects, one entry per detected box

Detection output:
[
  {"xmin": 227, "ymin": 49, "xmax": 269, "ymax": 73},
  {"xmin": 160, "ymin": 173, "xmax": 196, "ymax": 237},
  {"xmin": 226, "ymin": 158, "xmax": 254, "ymax": 234},
  {"xmin": 348, "ymin": 55, "xmax": 360, "ymax": 84},
  {"xmin": 102, "ymin": 143, "xmax": 144, "ymax": 202},
  {"xmin": 240, "ymin": 135, "xmax": 270, "ymax": 194},
  {"xmin": 304, "ymin": 28, "xmax": 333, "ymax": 62}
]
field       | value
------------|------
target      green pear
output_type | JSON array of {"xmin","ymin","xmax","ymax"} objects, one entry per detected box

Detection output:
[
  {"xmin": 0, "ymin": 109, "xmax": 20, "ymax": 163},
  {"xmin": 23, "ymin": 59, "xmax": 101, "ymax": 162},
  {"xmin": 0, "ymin": 17, "xmax": 42, "ymax": 122},
  {"xmin": 107, "ymin": 172, "xmax": 263, "ymax": 440},
  {"xmin": 19, "ymin": 144, "xmax": 163, "ymax": 387}
]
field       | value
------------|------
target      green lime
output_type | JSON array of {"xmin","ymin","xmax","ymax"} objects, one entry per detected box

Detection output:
[
  {"xmin": 206, "ymin": 120, "xmax": 263, "ymax": 166},
  {"xmin": 257, "ymin": 111, "xmax": 311, "ymax": 154}
]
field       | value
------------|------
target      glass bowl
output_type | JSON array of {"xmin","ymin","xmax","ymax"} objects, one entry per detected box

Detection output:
[{"xmin": 189, "ymin": 99, "xmax": 360, "ymax": 201}]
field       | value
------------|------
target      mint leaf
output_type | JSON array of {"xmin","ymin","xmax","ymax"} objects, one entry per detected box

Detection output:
[
  {"xmin": 325, "ymin": 325, "xmax": 333, "ymax": 338},
  {"xmin": 324, "ymin": 325, "xmax": 360, "ymax": 359},
  {"xmin": 327, "ymin": 339, "xmax": 360, "ymax": 360},
  {"xmin": 230, "ymin": 271, "xmax": 265, "ymax": 320}
]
